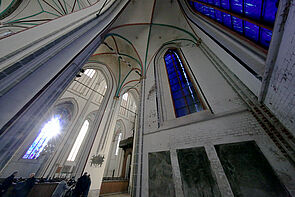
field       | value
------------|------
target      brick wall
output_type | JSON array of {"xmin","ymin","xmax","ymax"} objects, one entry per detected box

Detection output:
[{"xmin": 265, "ymin": 3, "xmax": 295, "ymax": 134}]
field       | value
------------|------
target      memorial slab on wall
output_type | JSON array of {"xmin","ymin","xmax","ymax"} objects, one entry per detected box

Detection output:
[
  {"xmin": 215, "ymin": 141, "xmax": 290, "ymax": 197},
  {"xmin": 177, "ymin": 147, "xmax": 221, "ymax": 197},
  {"xmin": 148, "ymin": 151, "xmax": 176, "ymax": 197}
]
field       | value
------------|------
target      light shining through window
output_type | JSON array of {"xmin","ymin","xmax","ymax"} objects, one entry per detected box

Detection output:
[
  {"xmin": 123, "ymin": 93, "xmax": 128, "ymax": 101},
  {"xmin": 67, "ymin": 120, "xmax": 89, "ymax": 161},
  {"xmin": 115, "ymin": 133, "xmax": 122, "ymax": 156},
  {"xmin": 84, "ymin": 69, "xmax": 95, "ymax": 78},
  {"xmin": 23, "ymin": 116, "xmax": 61, "ymax": 159}
]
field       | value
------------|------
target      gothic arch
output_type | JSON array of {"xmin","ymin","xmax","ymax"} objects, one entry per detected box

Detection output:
[
  {"xmin": 154, "ymin": 43, "xmax": 183, "ymax": 123},
  {"xmin": 114, "ymin": 119, "xmax": 126, "ymax": 139},
  {"xmin": 54, "ymin": 97, "xmax": 79, "ymax": 123}
]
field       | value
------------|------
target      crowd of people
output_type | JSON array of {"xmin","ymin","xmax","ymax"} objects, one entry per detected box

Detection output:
[{"xmin": 0, "ymin": 171, "xmax": 91, "ymax": 197}]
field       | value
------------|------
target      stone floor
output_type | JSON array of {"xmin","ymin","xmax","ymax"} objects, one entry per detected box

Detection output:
[{"xmin": 99, "ymin": 193, "xmax": 130, "ymax": 197}]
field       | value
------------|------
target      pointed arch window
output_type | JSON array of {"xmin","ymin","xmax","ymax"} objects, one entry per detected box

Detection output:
[
  {"xmin": 164, "ymin": 49, "xmax": 205, "ymax": 117},
  {"xmin": 23, "ymin": 116, "xmax": 61, "ymax": 159},
  {"xmin": 23, "ymin": 103, "xmax": 73, "ymax": 160},
  {"xmin": 67, "ymin": 120, "xmax": 89, "ymax": 161}
]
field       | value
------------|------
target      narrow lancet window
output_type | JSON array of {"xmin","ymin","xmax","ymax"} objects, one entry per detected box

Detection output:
[
  {"xmin": 115, "ymin": 133, "xmax": 122, "ymax": 156},
  {"xmin": 67, "ymin": 120, "xmax": 89, "ymax": 161},
  {"xmin": 164, "ymin": 49, "xmax": 205, "ymax": 117},
  {"xmin": 23, "ymin": 116, "xmax": 61, "ymax": 159}
]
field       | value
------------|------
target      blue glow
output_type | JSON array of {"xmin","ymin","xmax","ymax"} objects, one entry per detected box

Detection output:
[
  {"xmin": 164, "ymin": 49, "xmax": 204, "ymax": 117},
  {"xmin": 263, "ymin": 0, "xmax": 278, "ymax": 24},
  {"xmin": 244, "ymin": 21, "xmax": 259, "ymax": 42},
  {"xmin": 188, "ymin": 0, "xmax": 277, "ymax": 49},
  {"xmin": 222, "ymin": 13, "xmax": 232, "ymax": 28},
  {"xmin": 208, "ymin": 7, "xmax": 215, "ymax": 19},
  {"xmin": 260, "ymin": 28, "xmax": 272, "ymax": 48},
  {"xmin": 221, "ymin": 0, "xmax": 230, "ymax": 10},
  {"xmin": 232, "ymin": 16, "xmax": 243, "ymax": 33},
  {"xmin": 231, "ymin": 0, "xmax": 243, "ymax": 14},
  {"xmin": 23, "ymin": 116, "xmax": 61, "ymax": 159},
  {"xmin": 214, "ymin": 0, "xmax": 221, "ymax": 6},
  {"xmin": 215, "ymin": 10, "xmax": 223, "ymax": 22},
  {"xmin": 244, "ymin": 0, "xmax": 262, "ymax": 20}
]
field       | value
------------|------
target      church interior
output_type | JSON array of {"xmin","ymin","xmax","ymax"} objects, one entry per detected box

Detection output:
[{"xmin": 0, "ymin": 0, "xmax": 295, "ymax": 196}]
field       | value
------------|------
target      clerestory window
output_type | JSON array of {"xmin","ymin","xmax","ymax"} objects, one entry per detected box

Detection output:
[
  {"xmin": 187, "ymin": 0, "xmax": 278, "ymax": 49},
  {"xmin": 67, "ymin": 120, "xmax": 89, "ymax": 161},
  {"xmin": 164, "ymin": 49, "xmax": 206, "ymax": 118}
]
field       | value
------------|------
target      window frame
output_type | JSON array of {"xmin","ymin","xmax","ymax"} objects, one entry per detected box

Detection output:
[
  {"xmin": 187, "ymin": 0, "xmax": 278, "ymax": 52},
  {"xmin": 67, "ymin": 119, "xmax": 90, "ymax": 162},
  {"xmin": 179, "ymin": 0, "xmax": 283, "ymax": 80},
  {"xmin": 163, "ymin": 48, "xmax": 207, "ymax": 118}
]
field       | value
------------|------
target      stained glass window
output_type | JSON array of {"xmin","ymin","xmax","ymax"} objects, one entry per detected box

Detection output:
[
  {"xmin": 164, "ymin": 49, "xmax": 205, "ymax": 117},
  {"xmin": 187, "ymin": 0, "xmax": 279, "ymax": 49},
  {"xmin": 67, "ymin": 120, "xmax": 89, "ymax": 161},
  {"xmin": 23, "ymin": 116, "xmax": 61, "ymax": 159},
  {"xmin": 23, "ymin": 102, "xmax": 73, "ymax": 160}
]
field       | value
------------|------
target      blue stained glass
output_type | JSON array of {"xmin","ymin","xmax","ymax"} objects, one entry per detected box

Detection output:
[
  {"xmin": 244, "ymin": 21, "xmax": 259, "ymax": 42},
  {"xmin": 222, "ymin": 13, "xmax": 232, "ymax": 28},
  {"xmin": 263, "ymin": 0, "xmax": 278, "ymax": 24},
  {"xmin": 220, "ymin": 0, "xmax": 230, "ymax": 10},
  {"xmin": 232, "ymin": 16, "xmax": 243, "ymax": 33},
  {"xmin": 244, "ymin": 0, "xmax": 262, "ymax": 20},
  {"xmin": 193, "ymin": 103, "xmax": 204, "ymax": 112},
  {"xmin": 203, "ymin": 6, "xmax": 211, "ymax": 16},
  {"xmin": 169, "ymin": 77, "xmax": 178, "ymax": 86},
  {"xmin": 167, "ymin": 67, "xmax": 175, "ymax": 74},
  {"xmin": 214, "ymin": 0, "xmax": 221, "ymax": 6},
  {"xmin": 182, "ymin": 87, "xmax": 191, "ymax": 96},
  {"xmin": 173, "ymin": 90, "xmax": 183, "ymax": 100},
  {"xmin": 176, "ymin": 108, "xmax": 189, "ymax": 117},
  {"xmin": 174, "ymin": 98, "xmax": 187, "ymax": 109},
  {"xmin": 260, "ymin": 28, "xmax": 272, "ymax": 48},
  {"xmin": 194, "ymin": 2, "xmax": 204, "ymax": 13},
  {"xmin": 207, "ymin": 0, "xmax": 214, "ymax": 5},
  {"xmin": 23, "ymin": 116, "xmax": 61, "ymax": 159},
  {"xmin": 164, "ymin": 49, "xmax": 204, "ymax": 117},
  {"xmin": 209, "ymin": 7, "xmax": 215, "ymax": 19},
  {"xmin": 215, "ymin": 10, "xmax": 223, "ymax": 22},
  {"xmin": 188, "ymin": 0, "xmax": 274, "ymax": 49},
  {"xmin": 171, "ymin": 83, "xmax": 181, "ymax": 92},
  {"xmin": 231, "ymin": 0, "xmax": 243, "ymax": 14},
  {"xmin": 188, "ymin": 105, "xmax": 198, "ymax": 113},
  {"xmin": 186, "ymin": 96, "xmax": 198, "ymax": 106}
]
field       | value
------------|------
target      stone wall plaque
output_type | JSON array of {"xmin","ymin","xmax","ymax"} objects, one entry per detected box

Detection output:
[
  {"xmin": 215, "ymin": 141, "xmax": 290, "ymax": 197},
  {"xmin": 177, "ymin": 147, "xmax": 221, "ymax": 197},
  {"xmin": 148, "ymin": 151, "xmax": 176, "ymax": 197}
]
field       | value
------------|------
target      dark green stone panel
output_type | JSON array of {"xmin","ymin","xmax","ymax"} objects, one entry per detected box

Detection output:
[
  {"xmin": 215, "ymin": 141, "xmax": 290, "ymax": 197},
  {"xmin": 177, "ymin": 147, "xmax": 221, "ymax": 197},
  {"xmin": 148, "ymin": 151, "xmax": 176, "ymax": 197}
]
